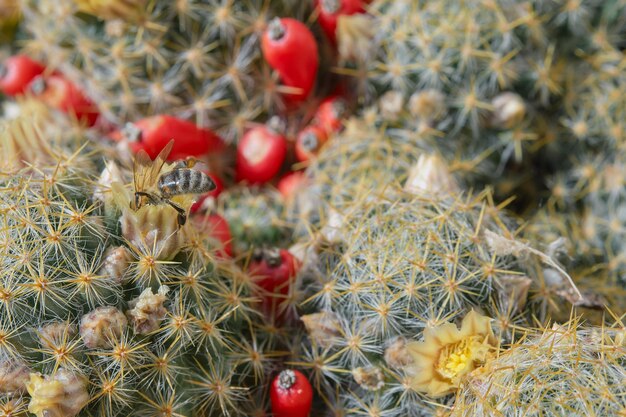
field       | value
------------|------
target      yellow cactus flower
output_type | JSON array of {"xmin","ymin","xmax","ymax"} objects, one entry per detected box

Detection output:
[
  {"xmin": 0, "ymin": 0, "xmax": 21, "ymax": 41},
  {"xmin": 406, "ymin": 310, "xmax": 496, "ymax": 398},
  {"xmin": 73, "ymin": 0, "xmax": 146, "ymax": 20}
]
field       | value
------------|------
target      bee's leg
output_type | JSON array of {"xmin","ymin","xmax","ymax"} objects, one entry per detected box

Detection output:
[
  {"xmin": 135, "ymin": 191, "xmax": 160, "ymax": 206},
  {"xmin": 166, "ymin": 201, "xmax": 187, "ymax": 227}
]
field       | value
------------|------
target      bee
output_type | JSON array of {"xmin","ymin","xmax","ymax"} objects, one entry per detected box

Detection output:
[{"xmin": 132, "ymin": 140, "xmax": 216, "ymax": 226}]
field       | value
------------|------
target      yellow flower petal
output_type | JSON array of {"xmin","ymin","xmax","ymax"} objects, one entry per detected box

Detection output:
[{"xmin": 407, "ymin": 310, "xmax": 496, "ymax": 398}]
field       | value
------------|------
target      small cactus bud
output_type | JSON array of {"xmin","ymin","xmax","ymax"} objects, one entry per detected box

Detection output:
[
  {"xmin": 99, "ymin": 246, "xmax": 132, "ymax": 284},
  {"xmin": 93, "ymin": 161, "xmax": 124, "ymax": 203},
  {"xmin": 26, "ymin": 369, "xmax": 89, "ymax": 417},
  {"xmin": 384, "ymin": 337, "xmax": 414, "ymax": 369},
  {"xmin": 352, "ymin": 366, "xmax": 385, "ymax": 391},
  {"xmin": 409, "ymin": 89, "xmax": 447, "ymax": 122},
  {"xmin": 379, "ymin": 91, "xmax": 404, "ymax": 121},
  {"xmin": 79, "ymin": 306, "xmax": 127, "ymax": 348},
  {"xmin": 37, "ymin": 322, "xmax": 77, "ymax": 346},
  {"xmin": 337, "ymin": 13, "xmax": 375, "ymax": 62},
  {"xmin": 0, "ymin": 358, "xmax": 30, "ymax": 395},
  {"xmin": 404, "ymin": 154, "xmax": 460, "ymax": 197},
  {"xmin": 490, "ymin": 92, "xmax": 526, "ymax": 129},
  {"xmin": 126, "ymin": 285, "xmax": 169, "ymax": 335},
  {"xmin": 301, "ymin": 311, "xmax": 341, "ymax": 348}
]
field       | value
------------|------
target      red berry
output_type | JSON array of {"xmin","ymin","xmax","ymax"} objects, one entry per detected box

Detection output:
[
  {"xmin": 192, "ymin": 213, "xmax": 233, "ymax": 258},
  {"xmin": 261, "ymin": 18, "xmax": 319, "ymax": 103},
  {"xmin": 117, "ymin": 115, "xmax": 225, "ymax": 160},
  {"xmin": 248, "ymin": 248, "xmax": 299, "ymax": 313},
  {"xmin": 190, "ymin": 173, "xmax": 224, "ymax": 214},
  {"xmin": 270, "ymin": 369, "xmax": 313, "ymax": 417},
  {"xmin": 277, "ymin": 171, "xmax": 307, "ymax": 199},
  {"xmin": 248, "ymin": 249, "xmax": 299, "ymax": 296},
  {"xmin": 295, "ymin": 125, "xmax": 328, "ymax": 162},
  {"xmin": 313, "ymin": 96, "xmax": 348, "ymax": 135},
  {"xmin": 0, "ymin": 55, "xmax": 46, "ymax": 97},
  {"xmin": 316, "ymin": 0, "xmax": 366, "ymax": 44},
  {"xmin": 29, "ymin": 74, "xmax": 100, "ymax": 126},
  {"xmin": 236, "ymin": 120, "xmax": 287, "ymax": 184}
]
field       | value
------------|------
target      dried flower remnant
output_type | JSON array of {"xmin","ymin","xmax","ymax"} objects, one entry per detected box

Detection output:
[
  {"xmin": 126, "ymin": 285, "xmax": 169, "ymax": 335},
  {"xmin": 490, "ymin": 92, "xmax": 526, "ymax": 129},
  {"xmin": 407, "ymin": 310, "xmax": 496, "ymax": 398},
  {"xmin": 25, "ymin": 369, "xmax": 89, "ymax": 417},
  {"xmin": 99, "ymin": 245, "xmax": 132, "ymax": 284},
  {"xmin": 352, "ymin": 366, "xmax": 385, "ymax": 391},
  {"xmin": 408, "ymin": 89, "xmax": 447, "ymax": 122},
  {"xmin": 384, "ymin": 336, "xmax": 414, "ymax": 369},
  {"xmin": 0, "ymin": 358, "xmax": 30, "ymax": 394},
  {"xmin": 494, "ymin": 275, "xmax": 532, "ymax": 315},
  {"xmin": 301, "ymin": 311, "xmax": 342, "ymax": 348},
  {"xmin": 79, "ymin": 306, "xmax": 128, "ymax": 348}
]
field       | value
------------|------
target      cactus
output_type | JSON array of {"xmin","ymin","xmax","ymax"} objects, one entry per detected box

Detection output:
[
  {"xmin": 3, "ymin": 1, "xmax": 626, "ymax": 416},
  {"xmin": 295, "ymin": 186, "xmax": 552, "ymax": 415},
  {"xmin": 218, "ymin": 186, "xmax": 291, "ymax": 255},
  {"xmin": 19, "ymin": 0, "xmax": 316, "ymax": 140},
  {"xmin": 301, "ymin": 103, "xmax": 475, "ymax": 221},
  {"xmin": 450, "ymin": 319, "xmax": 626, "ymax": 417},
  {"xmin": 0, "ymin": 106, "xmax": 290, "ymax": 416}
]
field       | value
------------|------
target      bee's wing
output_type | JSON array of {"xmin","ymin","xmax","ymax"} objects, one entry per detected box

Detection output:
[{"xmin": 133, "ymin": 140, "xmax": 174, "ymax": 191}]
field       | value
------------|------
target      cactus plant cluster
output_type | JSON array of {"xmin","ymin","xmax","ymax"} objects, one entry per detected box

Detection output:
[
  {"xmin": 294, "ymin": 185, "xmax": 552, "ymax": 415},
  {"xmin": 1, "ymin": 0, "xmax": 625, "ymax": 416},
  {"xmin": 0, "ymin": 102, "xmax": 291, "ymax": 417}
]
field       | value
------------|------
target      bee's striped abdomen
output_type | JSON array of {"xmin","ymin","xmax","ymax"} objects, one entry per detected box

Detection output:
[{"xmin": 158, "ymin": 169, "xmax": 216, "ymax": 197}]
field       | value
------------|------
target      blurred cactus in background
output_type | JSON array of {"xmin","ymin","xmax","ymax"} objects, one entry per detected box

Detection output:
[{"xmin": 20, "ymin": 0, "xmax": 316, "ymax": 140}]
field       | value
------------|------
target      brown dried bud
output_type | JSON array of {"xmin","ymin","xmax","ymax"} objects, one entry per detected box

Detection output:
[
  {"xmin": 384, "ymin": 336, "xmax": 414, "ymax": 369},
  {"xmin": 352, "ymin": 366, "xmax": 385, "ymax": 391},
  {"xmin": 409, "ymin": 89, "xmax": 447, "ymax": 121},
  {"xmin": 100, "ymin": 245, "xmax": 132, "ymax": 284},
  {"xmin": 26, "ymin": 369, "xmax": 89, "ymax": 417},
  {"xmin": 126, "ymin": 286, "xmax": 169, "ymax": 335},
  {"xmin": 301, "ymin": 311, "xmax": 341, "ymax": 348},
  {"xmin": 37, "ymin": 322, "xmax": 77, "ymax": 346},
  {"xmin": 490, "ymin": 92, "xmax": 526, "ymax": 129},
  {"xmin": 79, "ymin": 306, "xmax": 127, "ymax": 349},
  {"xmin": 0, "ymin": 358, "xmax": 30, "ymax": 395},
  {"xmin": 379, "ymin": 91, "xmax": 404, "ymax": 121}
]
